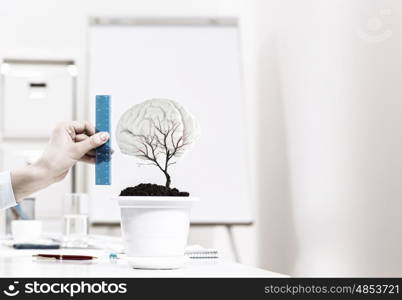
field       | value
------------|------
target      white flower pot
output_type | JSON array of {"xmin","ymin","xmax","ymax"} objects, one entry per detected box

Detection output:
[{"xmin": 115, "ymin": 196, "xmax": 198, "ymax": 269}]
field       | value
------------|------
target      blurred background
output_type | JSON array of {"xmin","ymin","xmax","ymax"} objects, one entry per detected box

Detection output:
[{"xmin": 1, "ymin": 0, "xmax": 402, "ymax": 277}]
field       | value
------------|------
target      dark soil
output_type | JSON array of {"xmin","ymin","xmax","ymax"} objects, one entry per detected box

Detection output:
[{"xmin": 119, "ymin": 183, "xmax": 190, "ymax": 197}]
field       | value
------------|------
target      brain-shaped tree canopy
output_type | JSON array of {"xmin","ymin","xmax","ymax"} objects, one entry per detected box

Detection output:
[{"xmin": 116, "ymin": 98, "xmax": 199, "ymax": 187}]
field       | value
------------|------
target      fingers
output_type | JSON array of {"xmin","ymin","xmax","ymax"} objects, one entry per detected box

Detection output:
[
  {"xmin": 75, "ymin": 133, "xmax": 91, "ymax": 143},
  {"xmin": 54, "ymin": 121, "xmax": 96, "ymax": 142},
  {"xmin": 82, "ymin": 148, "xmax": 113, "ymax": 158},
  {"xmin": 75, "ymin": 134, "xmax": 95, "ymax": 156},
  {"xmin": 79, "ymin": 155, "xmax": 96, "ymax": 164},
  {"xmin": 75, "ymin": 133, "xmax": 114, "ymax": 160},
  {"xmin": 71, "ymin": 120, "xmax": 96, "ymax": 135},
  {"xmin": 74, "ymin": 132, "xmax": 109, "ymax": 156},
  {"xmin": 86, "ymin": 149, "xmax": 96, "ymax": 157},
  {"xmin": 62, "ymin": 120, "xmax": 96, "ymax": 137}
]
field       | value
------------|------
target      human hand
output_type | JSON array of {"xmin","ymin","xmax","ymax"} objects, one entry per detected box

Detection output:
[
  {"xmin": 11, "ymin": 121, "xmax": 110, "ymax": 201},
  {"xmin": 36, "ymin": 121, "xmax": 109, "ymax": 183}
]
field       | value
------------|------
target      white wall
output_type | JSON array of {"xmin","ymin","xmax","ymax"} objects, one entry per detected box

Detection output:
[
  {"xmin": 0, "ymin": 0, "xmax": 263, "ymax": 268},
  {"xmin": 253, "ymin": 0, "xmax": 296, "ymax": 275},
  {"xmin": 258, "ymin": 0, "xmax": 402, "ymax": 276}
]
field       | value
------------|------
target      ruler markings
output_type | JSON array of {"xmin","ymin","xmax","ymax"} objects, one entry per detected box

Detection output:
[{"xmin": 95, "ymin": 95, "xmax": 111, "ymax": 185}]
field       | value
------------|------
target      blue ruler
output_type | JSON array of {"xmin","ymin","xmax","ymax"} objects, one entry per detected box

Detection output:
[{"xmin": 95, "ymin": 95, "xmax": 111, "ymax": 185}]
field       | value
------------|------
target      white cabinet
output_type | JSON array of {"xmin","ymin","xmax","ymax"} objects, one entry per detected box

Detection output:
[
  {"xmin": 0, "ymin": 59, "xmax": 76, "ymax": 218},
  {"xmin": 1, "ymin": 60, "xmax": 75, "ymax": 138}
]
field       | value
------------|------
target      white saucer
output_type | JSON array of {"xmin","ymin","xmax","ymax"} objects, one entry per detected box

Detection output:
[{"xmin": 125, "ymin": 256, "xmax": 187, "ymax": 270}]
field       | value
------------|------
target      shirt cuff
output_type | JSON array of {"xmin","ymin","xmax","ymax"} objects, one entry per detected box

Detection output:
[{"xmin": 0, "ymin": 171, "xmax": 17, "ymax": 210}]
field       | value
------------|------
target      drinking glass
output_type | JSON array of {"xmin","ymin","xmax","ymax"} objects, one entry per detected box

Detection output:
[{"xmin": 63, "ymin": 193, "xmax": 89, "ymax": 248}]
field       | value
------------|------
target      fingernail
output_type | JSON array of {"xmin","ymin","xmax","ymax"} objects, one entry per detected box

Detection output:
[{"xmin": 100, "ymin": 132, "xmax": 109, "ymax": 141}]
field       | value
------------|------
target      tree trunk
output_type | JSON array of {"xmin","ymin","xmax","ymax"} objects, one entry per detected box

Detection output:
[{"xmin": 165, "ymin": 172, "xmax": 171, "ymax": 188}]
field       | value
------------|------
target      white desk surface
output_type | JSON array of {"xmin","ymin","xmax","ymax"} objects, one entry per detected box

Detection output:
[{"xmin": 0, "ymin": 245, "xmax": 287, "ymax": 278}]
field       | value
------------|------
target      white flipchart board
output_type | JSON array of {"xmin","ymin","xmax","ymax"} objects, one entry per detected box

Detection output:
[{"xmin": 88, "ymin": 17, "xmax": 253, "ymax": 224}]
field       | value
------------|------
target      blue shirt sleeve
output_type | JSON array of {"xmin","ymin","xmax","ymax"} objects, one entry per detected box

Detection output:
[{"xmin": 0, "ymin": 171, "xmax": 17, "ymax": 210}]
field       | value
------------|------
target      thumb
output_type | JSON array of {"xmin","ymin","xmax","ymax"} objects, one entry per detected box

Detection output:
[{"xmin": 75, "ymin": 132, "xmax": 109, "ymax": 156}]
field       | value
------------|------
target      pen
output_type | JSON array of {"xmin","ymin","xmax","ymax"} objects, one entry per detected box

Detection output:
[{"xmin": 33, "ymin": 254, "xmax": 97, "ymax": 261}]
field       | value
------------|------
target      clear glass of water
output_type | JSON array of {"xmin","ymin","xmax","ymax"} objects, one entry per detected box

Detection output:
[{"xmin": 63, "ymin": 194, "xmax": 89, "ymax": 248}]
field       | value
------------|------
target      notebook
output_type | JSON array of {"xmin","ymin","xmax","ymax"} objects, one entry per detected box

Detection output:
[{"xmin": 185, "ymin": 245, "xmax": 219, "ymax": 259}]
